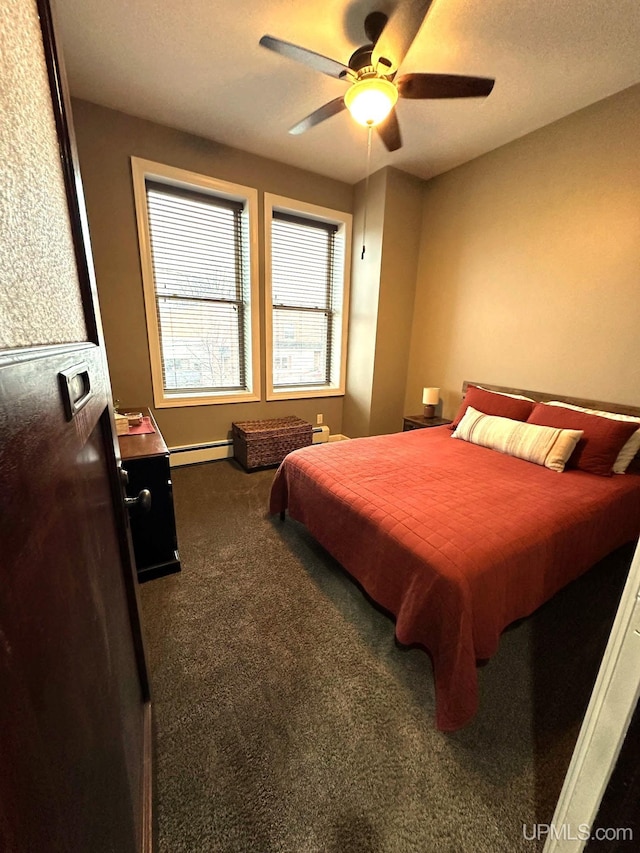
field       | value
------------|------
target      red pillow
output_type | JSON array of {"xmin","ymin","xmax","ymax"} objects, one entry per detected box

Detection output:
[
  {"xmin": 526, "ymin": 403, "xmax": 639, "ymax": 476},
  {"xmin": 451, "ymin": 386, "xmax": 535, "ymax": 429}
]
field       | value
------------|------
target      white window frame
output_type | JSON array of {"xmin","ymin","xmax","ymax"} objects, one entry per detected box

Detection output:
[
  {"xmin": 264, "ymin": 193, "xmax": 352, "ymax": 401},
  {"xmin": 131, "ymin": 157, "xmax": 260, "ymax": 408}
]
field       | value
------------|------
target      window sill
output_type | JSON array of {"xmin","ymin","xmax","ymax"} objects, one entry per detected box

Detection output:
[
  {"xmin": 266, "ymin": 386, "xmax": 344, "ymax": 402},
  {"xmin": 154, "ymin": 390, "xmax": 261, "ymax": 408}
]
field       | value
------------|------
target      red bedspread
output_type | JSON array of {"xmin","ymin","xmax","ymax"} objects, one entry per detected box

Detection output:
[{"xmin": 269, "ymin": 427, "xmax": 640, "ymax": 730}]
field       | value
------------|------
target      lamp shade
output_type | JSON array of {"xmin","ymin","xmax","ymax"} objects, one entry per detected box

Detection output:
[
  {"xmin": 422, "ymin": 387, "xmax": 439, "ymax": 406},
  {"xmin": 344, "ymin": 77, "xmax": 398, "ymax": 127}
]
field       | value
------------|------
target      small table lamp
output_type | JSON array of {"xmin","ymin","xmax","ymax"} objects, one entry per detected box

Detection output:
[{"xmin": 422, "ymin": 387, "xmax": 440, "ymax": 419}]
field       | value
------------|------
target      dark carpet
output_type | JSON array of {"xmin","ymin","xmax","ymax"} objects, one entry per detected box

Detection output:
[{"xmin": 139, "ymin": 459, "xmax": 632, "ymax": 853}]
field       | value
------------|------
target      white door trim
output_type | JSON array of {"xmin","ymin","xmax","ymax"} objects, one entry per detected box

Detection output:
[{"xmin": 544, "ymin": 536, "xmax": 640, "ymax": 852}]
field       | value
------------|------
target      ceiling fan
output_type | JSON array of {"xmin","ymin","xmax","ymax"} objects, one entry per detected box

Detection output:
[{"xmin": 259, "ymin": 2, "xmax": 495, "ymax": 152}]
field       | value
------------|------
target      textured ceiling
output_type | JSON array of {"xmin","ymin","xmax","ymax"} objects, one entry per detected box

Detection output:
[{"xmin": 56, "ymin": 0, "xmax": 640, "ymax": 184}]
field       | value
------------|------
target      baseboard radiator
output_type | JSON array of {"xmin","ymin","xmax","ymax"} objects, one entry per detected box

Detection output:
[{"xmin": 169, "ymin": 424, "xmax": 343, "ymax": 468}]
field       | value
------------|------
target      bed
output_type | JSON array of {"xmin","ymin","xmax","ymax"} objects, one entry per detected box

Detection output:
[{"xmin": 268, "ymin": 382, "xmax": 640, "ymax": 731}]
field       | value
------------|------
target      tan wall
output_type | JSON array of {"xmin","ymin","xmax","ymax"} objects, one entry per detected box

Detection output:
[
  {"xmin": 71, "ymin": 99, "xmax": 353, "ymax": 447},
  {"xmin": 344, "ymin": 167, "xmax": 423, "ymax": 438},
  {"xmin": 343, "ymin": 169, "xmax": 386, "ymax": 438},
  {"xmin": 371, "ymin": 168, "xmax": 423, "ymax": 434},
  {"xmin": 406, "ymin": 83, "xmax": 640, "ymax": 420}
]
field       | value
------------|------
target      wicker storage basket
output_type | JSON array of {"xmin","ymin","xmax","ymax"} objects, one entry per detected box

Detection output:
[{"xmin": 232, "ymin": 416, "xmax": 312, "ymax": 471}]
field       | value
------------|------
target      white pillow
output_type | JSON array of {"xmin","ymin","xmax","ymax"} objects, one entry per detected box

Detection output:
[
  {"xmin": 547, "ymin": 401, "xmax": 640, "ymax": 473},
  {"xmin": 452, "ymin": 406, "xmax": 583, "ymax": 472}
]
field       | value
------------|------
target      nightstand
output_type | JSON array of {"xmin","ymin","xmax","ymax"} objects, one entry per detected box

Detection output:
[{"xmin": 403, "ymin": 415, "xmax": 452, "ymax": 431}]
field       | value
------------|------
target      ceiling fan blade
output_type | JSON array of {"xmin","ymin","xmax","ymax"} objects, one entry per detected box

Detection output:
[
  {"xmin": 376, "ymin": 108, "xmax": 402, "ymax": 152},
  {"xmin": 260, "ymin": 35, "xmax": 350, "ymax": 80},
  {"xmin": 398, "ymin": 73, "xmax": 495, "ymax": 99},
  {"xmin": 288, "ymin": 97, "xmax": 347, "ymax": 136},
  {"xmin": 371, "ymin": 0, "xmax": 433, "ymax": 75}
]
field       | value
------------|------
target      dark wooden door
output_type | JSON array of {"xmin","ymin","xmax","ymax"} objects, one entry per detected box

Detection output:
[{"xmin": 0, "ymin": 1, "xmax": 151, "ymax": 850}]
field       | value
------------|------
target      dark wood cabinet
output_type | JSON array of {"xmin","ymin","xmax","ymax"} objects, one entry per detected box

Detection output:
[
  {"xmin": 118, "ymin": 409, "xmax": 181, "ymax": 582},
  {"xmin": 403, "ymin": 414, "xmax": 452, "ymax": 431}
]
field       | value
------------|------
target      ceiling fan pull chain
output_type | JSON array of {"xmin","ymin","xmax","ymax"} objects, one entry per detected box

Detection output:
[{"xmin": 361, "ymin": 124, "xmax": 373, "ymax": 260}]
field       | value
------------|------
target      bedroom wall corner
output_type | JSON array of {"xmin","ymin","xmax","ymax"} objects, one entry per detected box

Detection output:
[
  {"xmin": 344, "ymin": 167, "xmax": 424, "ymax": 438},
  {"xmin": 343, "ymin": 169, "xmax": 386, "ymax": 439},
  {"xmin": 370, "ymin": 168, "xmax": 423, "ymax": 435}
]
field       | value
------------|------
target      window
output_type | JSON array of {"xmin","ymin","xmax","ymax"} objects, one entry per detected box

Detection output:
[
  {"xmin": 265, "ymin": 194, "xmax": 352, "ymax": 400},
  {"xmin": 131, "ymin": 158, "xmax": 260, "ymax": 407}
]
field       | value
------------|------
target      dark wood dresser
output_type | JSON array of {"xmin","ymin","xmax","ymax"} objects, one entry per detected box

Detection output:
[{"xmin": 118, "ymin": 408, "xmax": 181, "ymax": 582}]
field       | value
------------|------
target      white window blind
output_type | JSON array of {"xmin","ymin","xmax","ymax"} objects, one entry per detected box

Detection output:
[
  {"xmin": 271, "ymin": 211, "xmax": 344, "ymax": 389},
  {"xmin": 145, "ymin": 181, "xmax": 250, "ymax": 395}
]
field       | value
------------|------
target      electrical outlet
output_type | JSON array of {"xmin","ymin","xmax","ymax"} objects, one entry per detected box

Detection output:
[{"xmin": 316, "ymin": 414, "xmax": 323, "ymax": 425}]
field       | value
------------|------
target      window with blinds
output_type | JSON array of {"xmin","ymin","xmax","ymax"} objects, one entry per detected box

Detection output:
[
  {"xmin": 132, "ymin": 159, "xmax": 259, "ymax": 407},
  {"xmin": 266, "ymin": 198, "xmax": 351, "ymax": 399}
]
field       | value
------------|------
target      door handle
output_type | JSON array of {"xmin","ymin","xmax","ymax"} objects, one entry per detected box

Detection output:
[
  {"xmin": 58, "ymin": 362, "xmax": 92, "ymax": 420},
  {"xmin": 124, "ymin": 489, "xmax": 152, "ymax": 512}
]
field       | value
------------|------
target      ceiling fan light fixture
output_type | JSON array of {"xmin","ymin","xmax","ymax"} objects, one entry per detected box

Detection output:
[{"xmin": 344, "ymin": 77, "xmax": 398, "ymax": 127}]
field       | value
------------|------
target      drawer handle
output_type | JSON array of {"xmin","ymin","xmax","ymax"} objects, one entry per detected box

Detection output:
[{"xmin": 124, "ymin": 489, "xmax": 152, "ymax": 512}]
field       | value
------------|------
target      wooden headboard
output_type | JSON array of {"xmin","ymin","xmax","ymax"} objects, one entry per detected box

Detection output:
[{"xmin": 462, "ymin": 381, "xmax": 640, "ymax": 420}]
